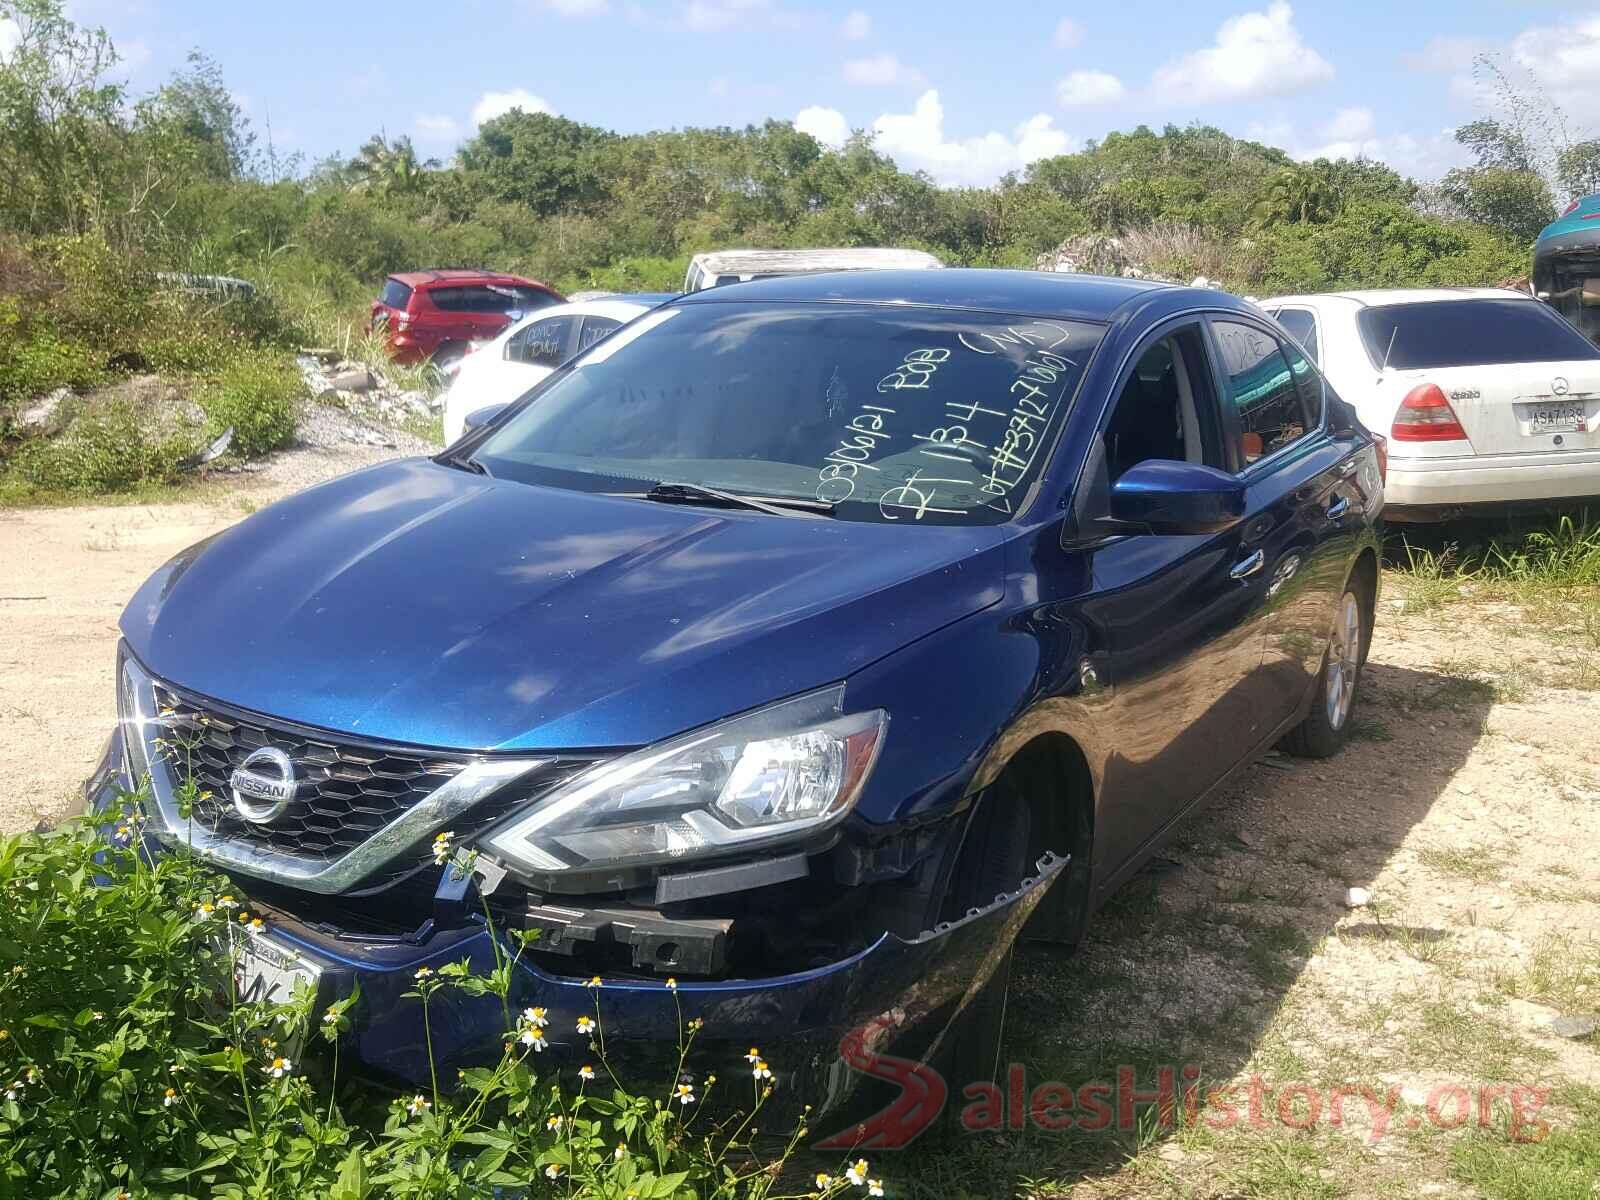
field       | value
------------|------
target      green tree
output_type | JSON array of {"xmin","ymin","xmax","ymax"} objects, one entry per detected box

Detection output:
[
  {"xmin": 346, "ymin": 132, "xmax": 436, "ymax": 198},
  {"xmin": 1557, "ymin": 141, "xmax": 1600, "ymax": 203},
  {"xmin": 1253, "ymin": 164, "xmax": 1342, "ymax": 225},
  {"xmin": 0, "ymin": 0, "xmax": 125, "ymax": 237},
  {"xmin": 136, "ymin": 51, "xmax": 255, "ymax": 181},
  {"xmin": 458, "ymin": 110, "xmax": 614, "ymax": 215}
]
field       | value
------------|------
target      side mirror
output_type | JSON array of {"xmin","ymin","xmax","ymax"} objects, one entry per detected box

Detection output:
[
  {"xmin": 463, "ymin": 403, "xmax": 509, "ymax": 433},
  {"xmin": 1108, "ymin": 460, "xmax": 1246, "ymax": 535}
]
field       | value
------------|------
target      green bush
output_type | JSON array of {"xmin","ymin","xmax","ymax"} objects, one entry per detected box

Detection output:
[
  {"xmin": 0, "ymin": 807, "xmax": 883, "ymax": 1198},
  {"xmin": 0, "ymin": 304, "xmax": 103, "ymax": 413},
  {"xmin": 9, "ymin": 396, "xmax": 199, "ymax": 493},
  {"xmin": 198, "ymin": 352, "xmax": 303, "ymax": 457}
]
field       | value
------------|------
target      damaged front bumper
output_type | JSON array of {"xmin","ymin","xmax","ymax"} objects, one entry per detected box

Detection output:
[{"xmin": 85, "ymin": 731, "xmax": 1064, "ymax": 1121}]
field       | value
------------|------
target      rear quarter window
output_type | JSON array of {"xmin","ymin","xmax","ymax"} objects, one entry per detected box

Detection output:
[
  {"xmin": 379, "ymin": 279, "xmax": 413, "ymax": 309},
  {"xmin": 1357, "ymin": 299, "xmax": 1600, "ymax": 369}
]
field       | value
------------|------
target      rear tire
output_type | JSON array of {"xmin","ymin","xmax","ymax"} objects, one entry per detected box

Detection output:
[
  {"xmin": 1281, "ymin": 587, "xmax": 1365, "ymax": 759},
  {"xmin": 931, "ymin": 776, "xmax": 1032, "ymax": 1131},
  {"xmin": 430, "ymin": 342, "xmax": 468, "ymax": 370}
]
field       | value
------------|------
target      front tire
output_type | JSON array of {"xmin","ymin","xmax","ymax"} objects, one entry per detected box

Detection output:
[
  {"xmin": 1281, "ymin": 587, "xmax": 1364, "ymax": 758},
  {"xmin": 930, "ymin": 777, "xmax": 1032, "ymax": 1128}
]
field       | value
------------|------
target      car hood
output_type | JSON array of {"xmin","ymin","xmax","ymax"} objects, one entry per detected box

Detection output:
[{"xmin": 122, "ymin": 459, "xmax": 1006, "ymax": 751}]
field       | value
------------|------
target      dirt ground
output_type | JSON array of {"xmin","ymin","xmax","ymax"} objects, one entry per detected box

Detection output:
[
  {"xmin": 0, "ymin": 442, "xmax": 422, "ymax": 830},
  {"xmin": 3, "ymin": 459, "xmax": 1597, "ymax": 1197}
]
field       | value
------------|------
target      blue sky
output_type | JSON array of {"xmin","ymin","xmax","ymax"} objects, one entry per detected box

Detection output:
[{"xmin": 65, "ymin": 0, "xmax": 1600, "ymax": 186}]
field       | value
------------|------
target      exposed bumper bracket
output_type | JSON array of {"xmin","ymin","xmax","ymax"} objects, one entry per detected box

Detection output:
[{"xmin": 521, "ymin": 903, "xmax": 733, "ymax": 976}]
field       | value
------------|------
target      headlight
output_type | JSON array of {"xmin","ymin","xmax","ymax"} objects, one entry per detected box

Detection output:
[{"xmin": 484, "ymin": 685, "xmax": 886, "ymax": 878}]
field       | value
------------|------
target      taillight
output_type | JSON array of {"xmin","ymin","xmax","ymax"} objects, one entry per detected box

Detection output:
[
  {"xmin": 1391, "ymin": 383, "xmax": 1468, "ymax": 442},
  {"xmin": 1562, "ymin": 199, "xmax": 1580, "ymax": 217},
  {"xmin": 1372, "ymin": 433, "xmax": 1387, "ymax": 484}
]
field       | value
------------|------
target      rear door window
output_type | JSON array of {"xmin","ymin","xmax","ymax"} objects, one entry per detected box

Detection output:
[
  {"xmin": 380, "ymin": 279, "xmax": 413, "ymax": 310},
  {"xmin": 1273, "ymin": 308, "xmax": 1320, "ymax": 364},
  {"xmin": 506, "ymin": 316, "xmax": 578, "ymax": 367},
  {"xmin": 576, "ymin": 316, "xmax": 622, "ymax": 352},
  {"xmin": 1212, "ymin": 319, "xmax": 1313, "ymax": 467},
  {"xmin": 430, "ymin": 285, "xmax": 540, "ymax": 314},
  {"xmin": 1356, "ymin": 299, "xmax": 1600, "ymax": 369}
]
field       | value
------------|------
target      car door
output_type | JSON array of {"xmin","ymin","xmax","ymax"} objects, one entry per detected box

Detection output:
[
  {"xmin": 1076, "ymin": 320, "xmax": 1280, "ymax": 877},
  {"xmin": 1206, "ymin": 316, "xmax": 1359, "ymax": 723}
]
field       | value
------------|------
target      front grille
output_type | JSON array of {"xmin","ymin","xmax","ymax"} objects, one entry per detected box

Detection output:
[{"xmin": 153, "ymin": 684, "xmax": 469, "ymax": 864}]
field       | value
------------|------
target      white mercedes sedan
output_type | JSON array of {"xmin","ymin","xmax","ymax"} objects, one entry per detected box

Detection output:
[
  {"xmin": 441, "ymin": 294, "xmax": 674, "ymax": 444},
  {"xmin": 1258, "ymin": 288, "xmax": 1600, "ymax": 520}
]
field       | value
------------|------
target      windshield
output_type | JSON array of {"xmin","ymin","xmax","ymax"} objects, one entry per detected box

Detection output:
[
  {"xmin": 470, "ymin": 302, "xmax": 1103, "ymax": 525},
  {"xmin": 1357, "ymin": 299, "xmax": 1600, "ymax": 370}
]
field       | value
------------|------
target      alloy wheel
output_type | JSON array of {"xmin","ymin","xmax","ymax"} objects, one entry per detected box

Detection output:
[{"xmin": 1324, "ymin": 592, "xmax": 1361, "ymax": 729}]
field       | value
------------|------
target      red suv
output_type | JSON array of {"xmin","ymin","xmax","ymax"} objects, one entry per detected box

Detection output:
[{"xmin": 368, "ymin": 269, "xmax": 564, "ymax": 366}]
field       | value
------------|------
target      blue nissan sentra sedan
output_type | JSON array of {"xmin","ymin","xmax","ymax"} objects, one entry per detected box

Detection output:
[{"xmin": 89, "ymin": 270, "xmax": 1383, "ymax": 1132}]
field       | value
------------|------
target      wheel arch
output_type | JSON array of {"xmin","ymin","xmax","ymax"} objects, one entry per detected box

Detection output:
[{"xmin": 955, "ymin": 726, "xmax": 1099, "ymax": 946}]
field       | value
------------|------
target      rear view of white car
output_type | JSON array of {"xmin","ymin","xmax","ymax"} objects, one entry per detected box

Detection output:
[
  {"xmin": 1260, "ymin": 289, "xmax": 1600, "ymax": 520},
  {"xmin": 441, "ymin": 295, "xmax": 673, "ymax": 443}
]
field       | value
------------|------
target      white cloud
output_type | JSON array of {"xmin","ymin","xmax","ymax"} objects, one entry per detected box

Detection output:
[
  {"xmin": 843, "ymin": 53, "xmax": 923, "ymax": 87},
  {"xmin": 414, "ymin": 113, "xmax": 461, "ymax": 142},
  {"xmin": 1150, "ymin": 1, "xmax": 1332, "ymax": 104},
  {"xmin": 543, "ymin": 0, "xmax": 611, "ymax": 12},
  {"xmin": 115, "ymin": 37, "xmax": 152, "ymax": 75},
  {"xmin": 1403, "ymin": 34, "xmax": 1489, "ymax": 74},
  {"xmin": 1504, "ymin": 15, "xmax": 1600, "ymax": 110},
  {"xmin": 795, "ymin": 104, "xmax": 850, "ymax": 149},
  {"xmin": 1052, "ymin": 18, "xmax": 1084, "ymax": 49},
  {"xmin": 0, "ymin": 17, "xmax": 17, "ymax": 60},
  {"xmin": 840, "ymin": 9, "xmax": 870, "ymax": 40},
  {"xmin": 1056, "ymin": 69, "xmax": 1125, "ymax": 108},
  {"xmin": 680, "ymin": 0, "xmax": 771, "ymax": 32},
  {"xmin": 870, "ymin": 89, "xmax": 1073, "ymax": 186},
  {"xmin": 1260, "ymin": 112, "xmax": 1467, "ymax": 181},
  {"xmin": 472, "ymin": 88, "xmax": 554, "ymax": 125}
]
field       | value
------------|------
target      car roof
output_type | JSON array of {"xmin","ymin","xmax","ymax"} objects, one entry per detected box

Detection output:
[
  {"xmin": 390, "ymin": 269, "xmax": 539, "ymax": 287},
  {"xmin": 1263, "ymin": 286, "xmax": 1531, "ymax": 308},
  {"xmin": 688, "ymin": 248, "xmax": 944, "ymax": 275},
  {"xmin": 672, "ymin": 267, "xmax": 1181, "ymax": 321},
  {"xmin": 567, "ymin": 291, "xmax": 679, "ymax": 305}
]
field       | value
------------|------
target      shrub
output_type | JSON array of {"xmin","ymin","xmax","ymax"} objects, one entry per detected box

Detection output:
[
  {"xmin": 0, "ymin": 805, "xmax": 886, "ymax": 1198},
  {"xmin": 0, "ymin": 303, "xmax": 103, "ymax": 413},
  {"xmin": 9, "ymin": 394, "xmax": 199, "ymax": 493},
  {"xmin": 198, "ymin": 352, "xmax": 303, "ymax": 457}
]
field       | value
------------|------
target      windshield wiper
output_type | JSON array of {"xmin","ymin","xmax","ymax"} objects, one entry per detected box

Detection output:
[
  {"xmin": 436, "ymin": 452, "xmax": 491, "ymax": 477},
  {"xmin": 631, "ymin": 482, "xmax": 831, "ymax": 518}
]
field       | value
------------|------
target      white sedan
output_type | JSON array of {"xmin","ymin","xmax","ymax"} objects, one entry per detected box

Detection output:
[
  {"xmin": 1259, "ymin": 288, "xmax": 1600, "ymax": 519},
  {"xmin": 440, "ymin": 295, "xmax": 673, "ymax": 443}
]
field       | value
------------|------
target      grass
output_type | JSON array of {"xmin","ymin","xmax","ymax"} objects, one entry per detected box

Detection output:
[
  {"xmin": 1489, "ymin": 934, "xmax": 1600, "ymax": 1013},
  {"xmin": 1390, "ymin": 515, "xmax": 1600, "ymax": 612},
  {"xmin": 1416, "ymin": 845, "xmax": 1504, "ymax": 883},
  {"xmin": 1451, "ymin": 1086, "xmax": 1600, "ymax": 1200}
]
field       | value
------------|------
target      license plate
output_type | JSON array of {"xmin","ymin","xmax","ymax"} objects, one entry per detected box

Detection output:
[
  {"xmin": 234, "ymin": 934, "xmax": 322, "ymax": 1007},
  {"xmin": 1525, "ymin": 400, "xmax": 1585, "ymax": 434}
]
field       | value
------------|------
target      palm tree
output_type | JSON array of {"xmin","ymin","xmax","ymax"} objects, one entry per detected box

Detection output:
[
  {"xmin": 1253, "ymin": 165, "xmax": 1341, "ymax": 225},
  {"xmin": 347, "ymin": 133, "xmax": 437, "ymax": 197}
]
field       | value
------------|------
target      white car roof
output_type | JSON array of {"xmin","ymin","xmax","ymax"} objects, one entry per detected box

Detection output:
[
  {"xmin": 687, "ymin": 247, "xmax": 944, "ymax": 276},
  {"xmin": 1261, "ymin": 287, "xmax": 1530, "ymax": 308}
]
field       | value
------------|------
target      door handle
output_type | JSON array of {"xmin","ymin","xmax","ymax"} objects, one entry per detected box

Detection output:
[
  {"xmin": 1230, "ymin": 549, "xmax": 1265, "ymax": 580},
  {"xmin": 1326, "ymin": 496, "xmax": 1350, "ymax": 520}
]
